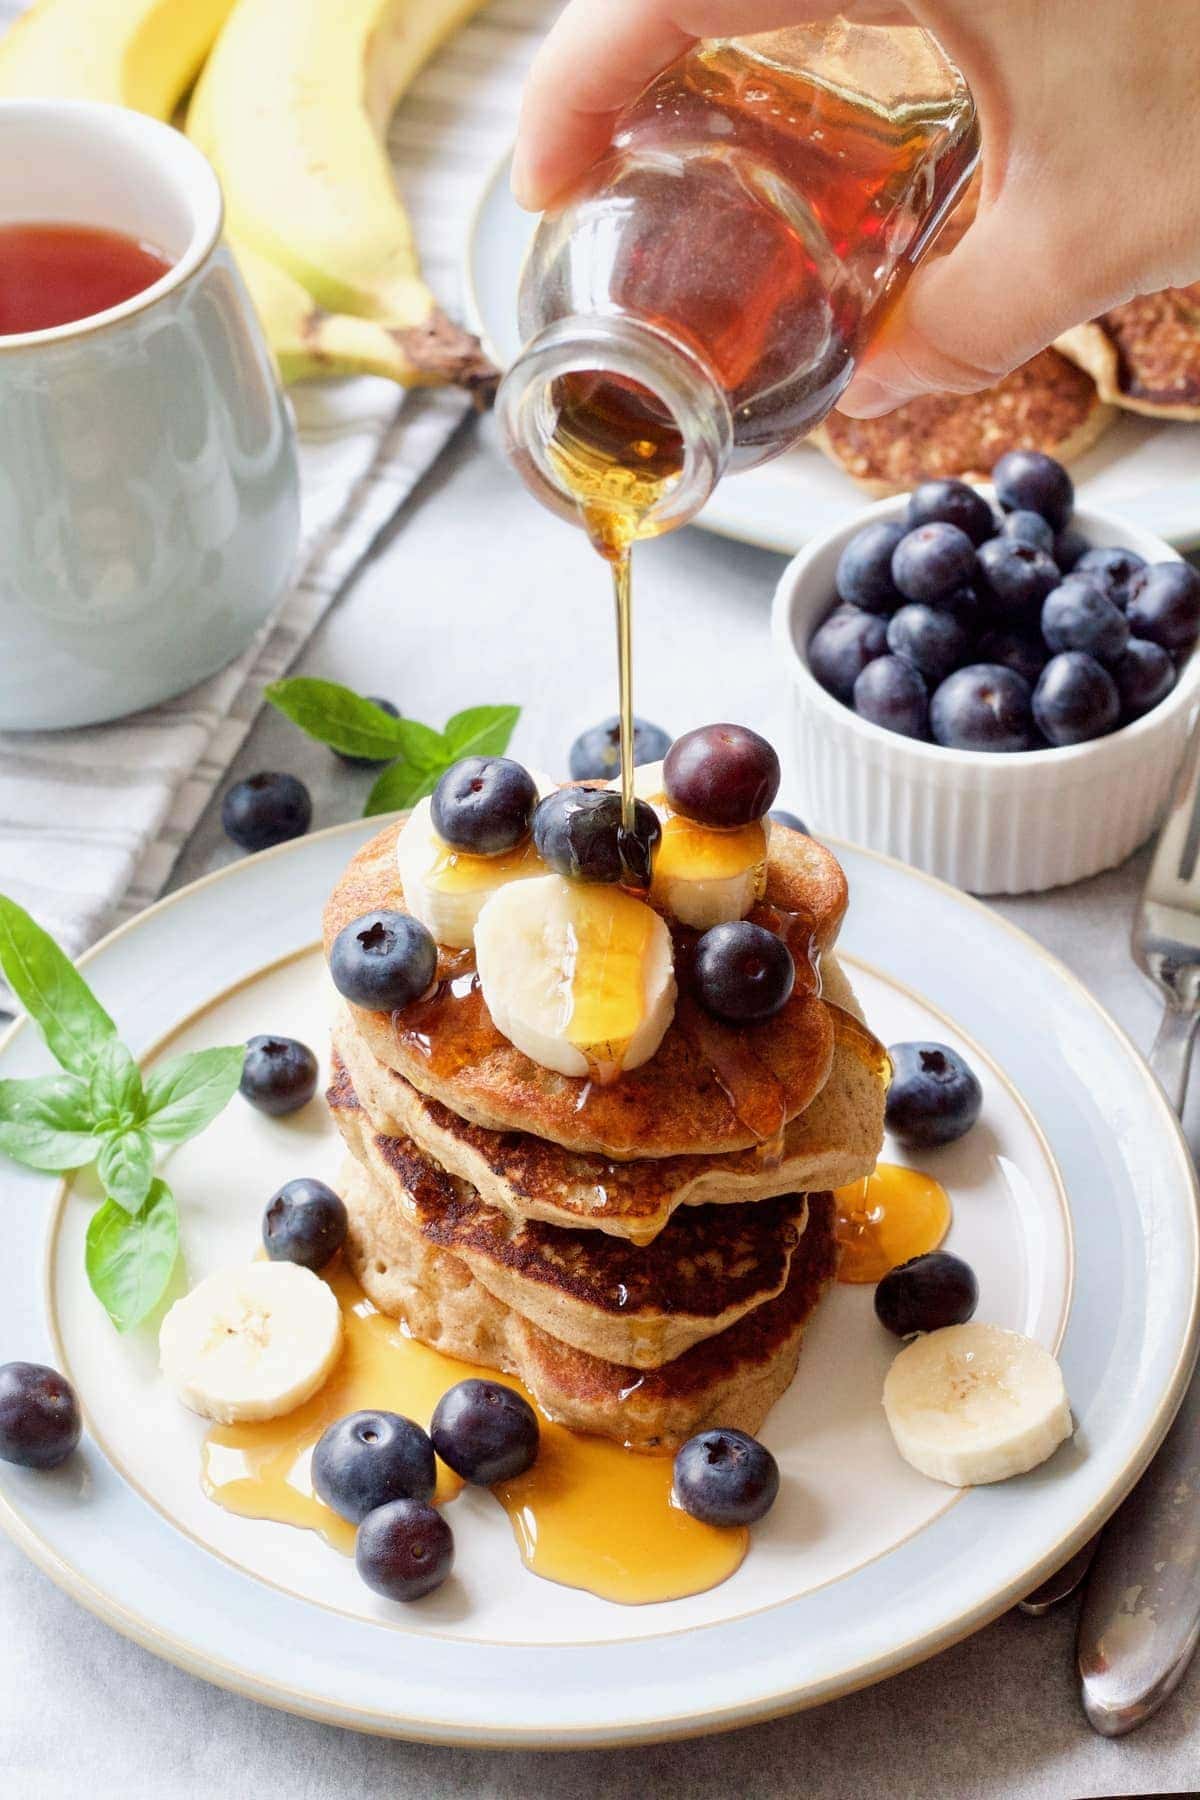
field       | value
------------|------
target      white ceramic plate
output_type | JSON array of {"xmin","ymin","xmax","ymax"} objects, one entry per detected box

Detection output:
[
  {"xmin": 467, "ymin": 154, "xmax": 1200, "ymax": 553},
  {"xmin": 0, "ymin": 820, "xmax": 1196, "ymax": 1746}
]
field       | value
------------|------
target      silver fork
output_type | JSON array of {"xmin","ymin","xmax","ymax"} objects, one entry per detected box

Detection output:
[{"xmin": 1072, "ymin": 722, "xmax": 1200, "ymax": 1733}]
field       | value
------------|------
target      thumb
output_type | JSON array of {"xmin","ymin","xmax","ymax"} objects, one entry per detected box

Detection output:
[{"xmin": 839, "ymin": 197, "xmax": 1097, "ymax": 418}]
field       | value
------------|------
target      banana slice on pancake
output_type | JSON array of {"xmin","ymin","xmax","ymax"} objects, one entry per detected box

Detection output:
[
  {"xmin": 396, "ymin": 794, "xmax": 547, "ymax": 949},
  {"xmin": 617, "ymin": 762, "xmax": 769, "ymax": 931},
  {"xmin": 475, "ymin": 873, "xmax": 676, "ymax": 1082}
]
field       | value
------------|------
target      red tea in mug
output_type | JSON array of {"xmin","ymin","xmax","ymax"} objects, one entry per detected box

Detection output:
[{"xmin": 0, "ymin": 221, "xmax": 173, "ymax": 334}]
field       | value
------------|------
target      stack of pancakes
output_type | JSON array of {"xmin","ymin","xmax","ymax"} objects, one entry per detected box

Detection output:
[{"xmin": 322, "ymin": 820, "xmax": 887, "ymax": 1451}]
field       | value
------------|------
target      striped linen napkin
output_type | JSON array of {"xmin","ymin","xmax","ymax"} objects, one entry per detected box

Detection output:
[{"xmin": 0, "ymin": 0, "xmax": 549, "ymax": 973}]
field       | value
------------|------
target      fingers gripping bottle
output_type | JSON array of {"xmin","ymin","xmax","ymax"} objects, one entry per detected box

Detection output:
[{"xmin": 498, "ymin": 20, "xmax": 979, "ymax": 553}]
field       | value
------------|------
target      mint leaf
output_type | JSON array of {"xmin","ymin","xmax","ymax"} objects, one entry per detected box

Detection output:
[
  {"xmin": 87, "ymin": 1039, "xmax": 145, "ymax": 1131},
  {"xmin": 444, "ymin": 705, "xmax": 520, "ymax": 760},
  {"xmin": 85, "ymin": 1180, "xmax": 179, "ymax": 1332},
  {"xmin": 0, "ymin": 1074, "xmax": 99, "ymax": 1171},
  {"xmin": 143, "ymin": 1045, "xmax": 245, "ymax": 1144},
  {"xmin": 0, "ymin": 894, "xmax": 117, "ymax": 1076},
  {"xmin": 364, "ymin": 758, "xmax": 444, "ymax": 817},
  {"xmin": 264, "ymin": 678, "xmax": 408, "ymax": 763},
  {"xmin": 390, "ymin": 717, "xmax": 449, "ymax": 769},
  {"xmin": 97, "ymin": 1128, "xmax": 154, "ymax": 1216}
]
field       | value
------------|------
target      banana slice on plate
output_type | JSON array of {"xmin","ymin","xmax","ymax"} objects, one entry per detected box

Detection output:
[
  {"xmin": 475, "ymin": 872, "xmax": 676, "ymax": 1082},
  {"xmin": 883, "ymin": 1322, "xmax": 1072, "ymax": 1487},
  {"xmin": 396, "ymin": 795, "xmax": 546, "ymax": 950},
  {"xmin": 615, "ymin": 762, "xmax": 770, "ymax": 930},
  {"xmin": 159, "ymin": 1262, "xmax": 342, "ymax": 1424}
]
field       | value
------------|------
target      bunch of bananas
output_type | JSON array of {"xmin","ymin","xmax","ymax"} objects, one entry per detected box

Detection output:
[{"xmin": 0, "ymin": 0, "xmax": 497, "ymax": 395}]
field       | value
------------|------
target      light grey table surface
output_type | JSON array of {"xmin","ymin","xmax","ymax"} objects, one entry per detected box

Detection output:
[{"xmin": 5, "ymin": 416, "xmax": 1199, "ymax": 1800}]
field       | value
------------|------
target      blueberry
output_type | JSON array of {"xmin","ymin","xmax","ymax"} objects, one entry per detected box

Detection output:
[
  {"xmin": 430, "ymin": 1379, "xmax": 539, "ymax": 1485},
  {"xmin": 334, "ymin": 698, "xmax": 400, "ymax": 770},
  {"xmin": 975, "ymin": 628, "xmax": 1048, "ymax": 690},
  {"xmin": 932, "ymin": 582, "xmax": 987, "ymax": 632},
  {"xmin": 886, "ymin": 1041, "xmax": 982, "ymax": 1147},
  {"xmin": 1000, "ymin": 510, "xmax": 1055, "ymax": 555},
  {"xmin": 532, "ymin": 786, "xmax": 660, "ymax": 885},
  {"xmin": 906, "ymin": 478, "xmax": 995, "ymax": 546},
  {"xmin": 852, "ymin": 655, "xmax": 929, "ymax": 739},
  {"xmin": 262, "ymin": 1177, "xmax": 347, "ymax": 1271},
  {"xmin": 891, "ymin": 522, "xmax": 978, "ymax": 603},
  {"xmin": 1073, "ymin": 545, "xmax": 1146, "ymax": 608},
  {"xmin": 929, "ymin": 664, "xmax": 1035, "ymax": 753},
  {"xmin": 1054, "ymin": 525, "xmax": 1089, "ymax": 573},
  {"xmin": 431, "ymin": 756, "xmax": 536, "ymax": 856},
  {"xmin": 992, "ymin": 450, "xmax": 1074, "ymax": 530},
  {"xmin": 240, "ymin": 1035, "xmax": 318, "ymax": 1117},
  {"xmin": 769, "ymin": 809, "xmax": 809, "ymax": 833},
  {"xmin": 834, "ymin": 519, "xmax": 907, "ymax": 613},
  {"xmin": 808, "ymin": 606, "xmax": 888, "ymax": 702},
  {"xmin": 330, "ymin": 910, "xmax": 437, "ymax": 1011},
  {"xmin": 0, "ymin": 1362, "xmax": 81, "ymax": 1470},
  {"xmin": 885, "ymin": 604, "xmax": 970, "ymax": 686},
  {"xmin": 976, "ymin": 537, "xmax": 1061, "ymax": 619},
  {"xmin": 1113, "ymin": 638, "xmax": 1177, "ymax": 720},
  {"xmin": 692, "ymin": 920, "xmax": 795, "ymax": 1024},
  {"xmin": 673, "ymin": 1428, "xmax": 779, "ymax": 1527},
  {"xmin": 1032, "ymin": 652, "xmax": 1121, "ymax": 747},
  {"xmin": 1125, "ymin": 562, "xmax": 1200, "ymax": 658},
  {"xmin": 1041, "ymin": 578, "xmax": 1130, "ymax": 666},
  {"xmin": 356, "ymin": 1498, "xmax": 454, "ymax": 1602},
  {"xmin": 312, "ymin": 1411, "xmax": 436, "ymax": 1522},
  {"xmin": 568, "ymin": 715, "xmax": 672, "ymax": 782},
  {"xmin": 221, "ymin": 772, "xmax": 312, "ymax": 853},
  {"xmin": 874, "ymin": 1252, "xmax": 980, "ymax": 1338},
  {"xmin": 663, "ymin": 724, "xmax": 781, "ymax": 828}
]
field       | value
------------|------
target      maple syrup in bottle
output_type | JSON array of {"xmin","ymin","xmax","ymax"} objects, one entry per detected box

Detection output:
[{"xmin": 498, "ymin": 21, "xmax": 978, "ymax": 821}]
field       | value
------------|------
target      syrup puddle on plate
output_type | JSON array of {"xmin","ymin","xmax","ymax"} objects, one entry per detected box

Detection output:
[
  {"xmin": 202, "ymin": 1263, "xmax": 747, "ymax": 1605},
  {"xmin": 833, "ymin": 1163, "xmax": 951, "ymax": 1283}
]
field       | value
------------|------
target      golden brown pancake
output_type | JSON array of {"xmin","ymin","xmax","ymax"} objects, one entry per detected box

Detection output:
[
  {"xmin": 811, "ymin": 349, "xmax": 1113, "ymax": 494},
  {"xmin": 332, "ymin": 954, "xmax": 886, "ymax": 1243},
  {"xmin": 332, "ymin": 1060, "xmax": 810, "ymax": 1368},
  {"xmin": 1056, "ymin": 285, "xmax": 1200, "ymax": 420},
  {"xmin": 340, "ymin": 1154, "xmax": 839, "ymax": 1450},
  {"xmin": 323, "ymin": 819, "xmax": 849, "ymax": 1159}
]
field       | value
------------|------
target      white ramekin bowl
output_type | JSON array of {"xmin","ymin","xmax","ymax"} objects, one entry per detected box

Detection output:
[{"xmin": 771, "ymin": 490, "xmax": 1200, "ymax": 894}]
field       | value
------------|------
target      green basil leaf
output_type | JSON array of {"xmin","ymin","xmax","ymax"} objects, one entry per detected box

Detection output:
[
  {"xmin": 143, "ymin": 1045, "xmax": 246, "ymax": 1144},
  {"xmin": 97, "ymin": 1128, "xmax": 155, "ymax": 1216},
  {"xmin": 390, "ymin": 717, "xmax": 449, "ymax": 770},
  {"xmin": 264, "ymin": 677, "xmax": 408, "ymax": 762},
  {"xmin": 363, "ymin": 758, "xmax": 443, "ymax": 818},
  {"xmin": 0, "ymin": 1073, "xmax": 99, "ymax": 1170},
  {"xmin": 443, "ymin": 705, "xmax": 521, "ymax": 760},
  {"xmin": 85, "ymin": 1181, "xmax": 179, "ymax": 1332},
  {"xmin": 87, "ymin": 1039, "xmax": 145, "ymax": 1131},
  {"xmin": 0, "ymin": 894, "xmax": 117, "ymax": 1076}
]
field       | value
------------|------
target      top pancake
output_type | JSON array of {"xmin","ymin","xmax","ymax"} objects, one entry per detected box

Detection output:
[{"xmin": 323, "ymin": 818, "xmax": 848, "ymax": 1159}]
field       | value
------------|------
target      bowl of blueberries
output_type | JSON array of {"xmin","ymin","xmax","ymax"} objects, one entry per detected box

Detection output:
[{"xmin": 771, "ymin": 451, "xmax": 1200, "ymax": 894}]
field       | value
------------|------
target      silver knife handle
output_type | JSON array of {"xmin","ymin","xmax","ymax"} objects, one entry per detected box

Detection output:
[
  {"xmin": 1077, "ymin": 1370, "xmax": 1200, "ymax": 1734},
  {"xmin": 1148, "ymin": 1005, "xmax": 1200, "ymax": 1114}
]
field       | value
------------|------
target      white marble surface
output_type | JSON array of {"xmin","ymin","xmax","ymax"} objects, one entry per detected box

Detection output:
[{"xmin": 4, "ymin": 416, "xmax": 1199, "ymax": 1799}]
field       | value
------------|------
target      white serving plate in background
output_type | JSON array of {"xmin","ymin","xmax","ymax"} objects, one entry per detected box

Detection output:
[{"xmin": 0, "ymin": 821, "xmax": 1195, "ymax": 1745}]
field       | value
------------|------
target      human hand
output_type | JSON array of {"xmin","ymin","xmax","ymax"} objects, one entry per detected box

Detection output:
[{"xmin": 512, "ymin": 0, "xmax": 1200, "ymax": 417}]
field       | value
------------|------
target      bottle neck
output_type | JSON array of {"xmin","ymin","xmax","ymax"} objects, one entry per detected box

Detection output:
[{"xmin": 496, "ymin": 314, "xmax": 733, "ymax": 540}]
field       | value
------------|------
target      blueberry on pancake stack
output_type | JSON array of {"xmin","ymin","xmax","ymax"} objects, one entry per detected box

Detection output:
[{"xmin": 322, "ymin": 732, "xmax": 886, "ymax": 1451}]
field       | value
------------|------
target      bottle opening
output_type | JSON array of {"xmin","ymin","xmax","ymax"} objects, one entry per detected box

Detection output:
[{"xmin": 496, "ymin": 315, "xmax": 733, "ymax": 548}]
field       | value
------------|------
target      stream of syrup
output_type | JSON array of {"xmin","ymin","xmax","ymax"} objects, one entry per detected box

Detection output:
[
  {"xmin": 202, "ymin": 1263, "xmax": 747, "ymax": 1605},
  {"xmin": 832, "ymin": 1163, "xmax": 951, "ymax": 1283}
]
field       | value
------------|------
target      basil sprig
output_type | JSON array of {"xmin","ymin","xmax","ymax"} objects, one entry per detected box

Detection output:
[
  {"xmin": 264, "ymin": 678, "xmax": 520, "ymax": 815},
  {"xmin": 0, "ymin": 895, "xmax": 244, "ymax": 1331}
]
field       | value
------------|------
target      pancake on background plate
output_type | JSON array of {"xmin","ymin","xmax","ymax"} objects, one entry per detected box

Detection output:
[
  {"xmin": 811, "ymin": 348, "xmax": 1114, "ymax": 495},
  {"xmin": 1055, "ymin": 284, "xmax": 1200, "ymax": 420}
]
